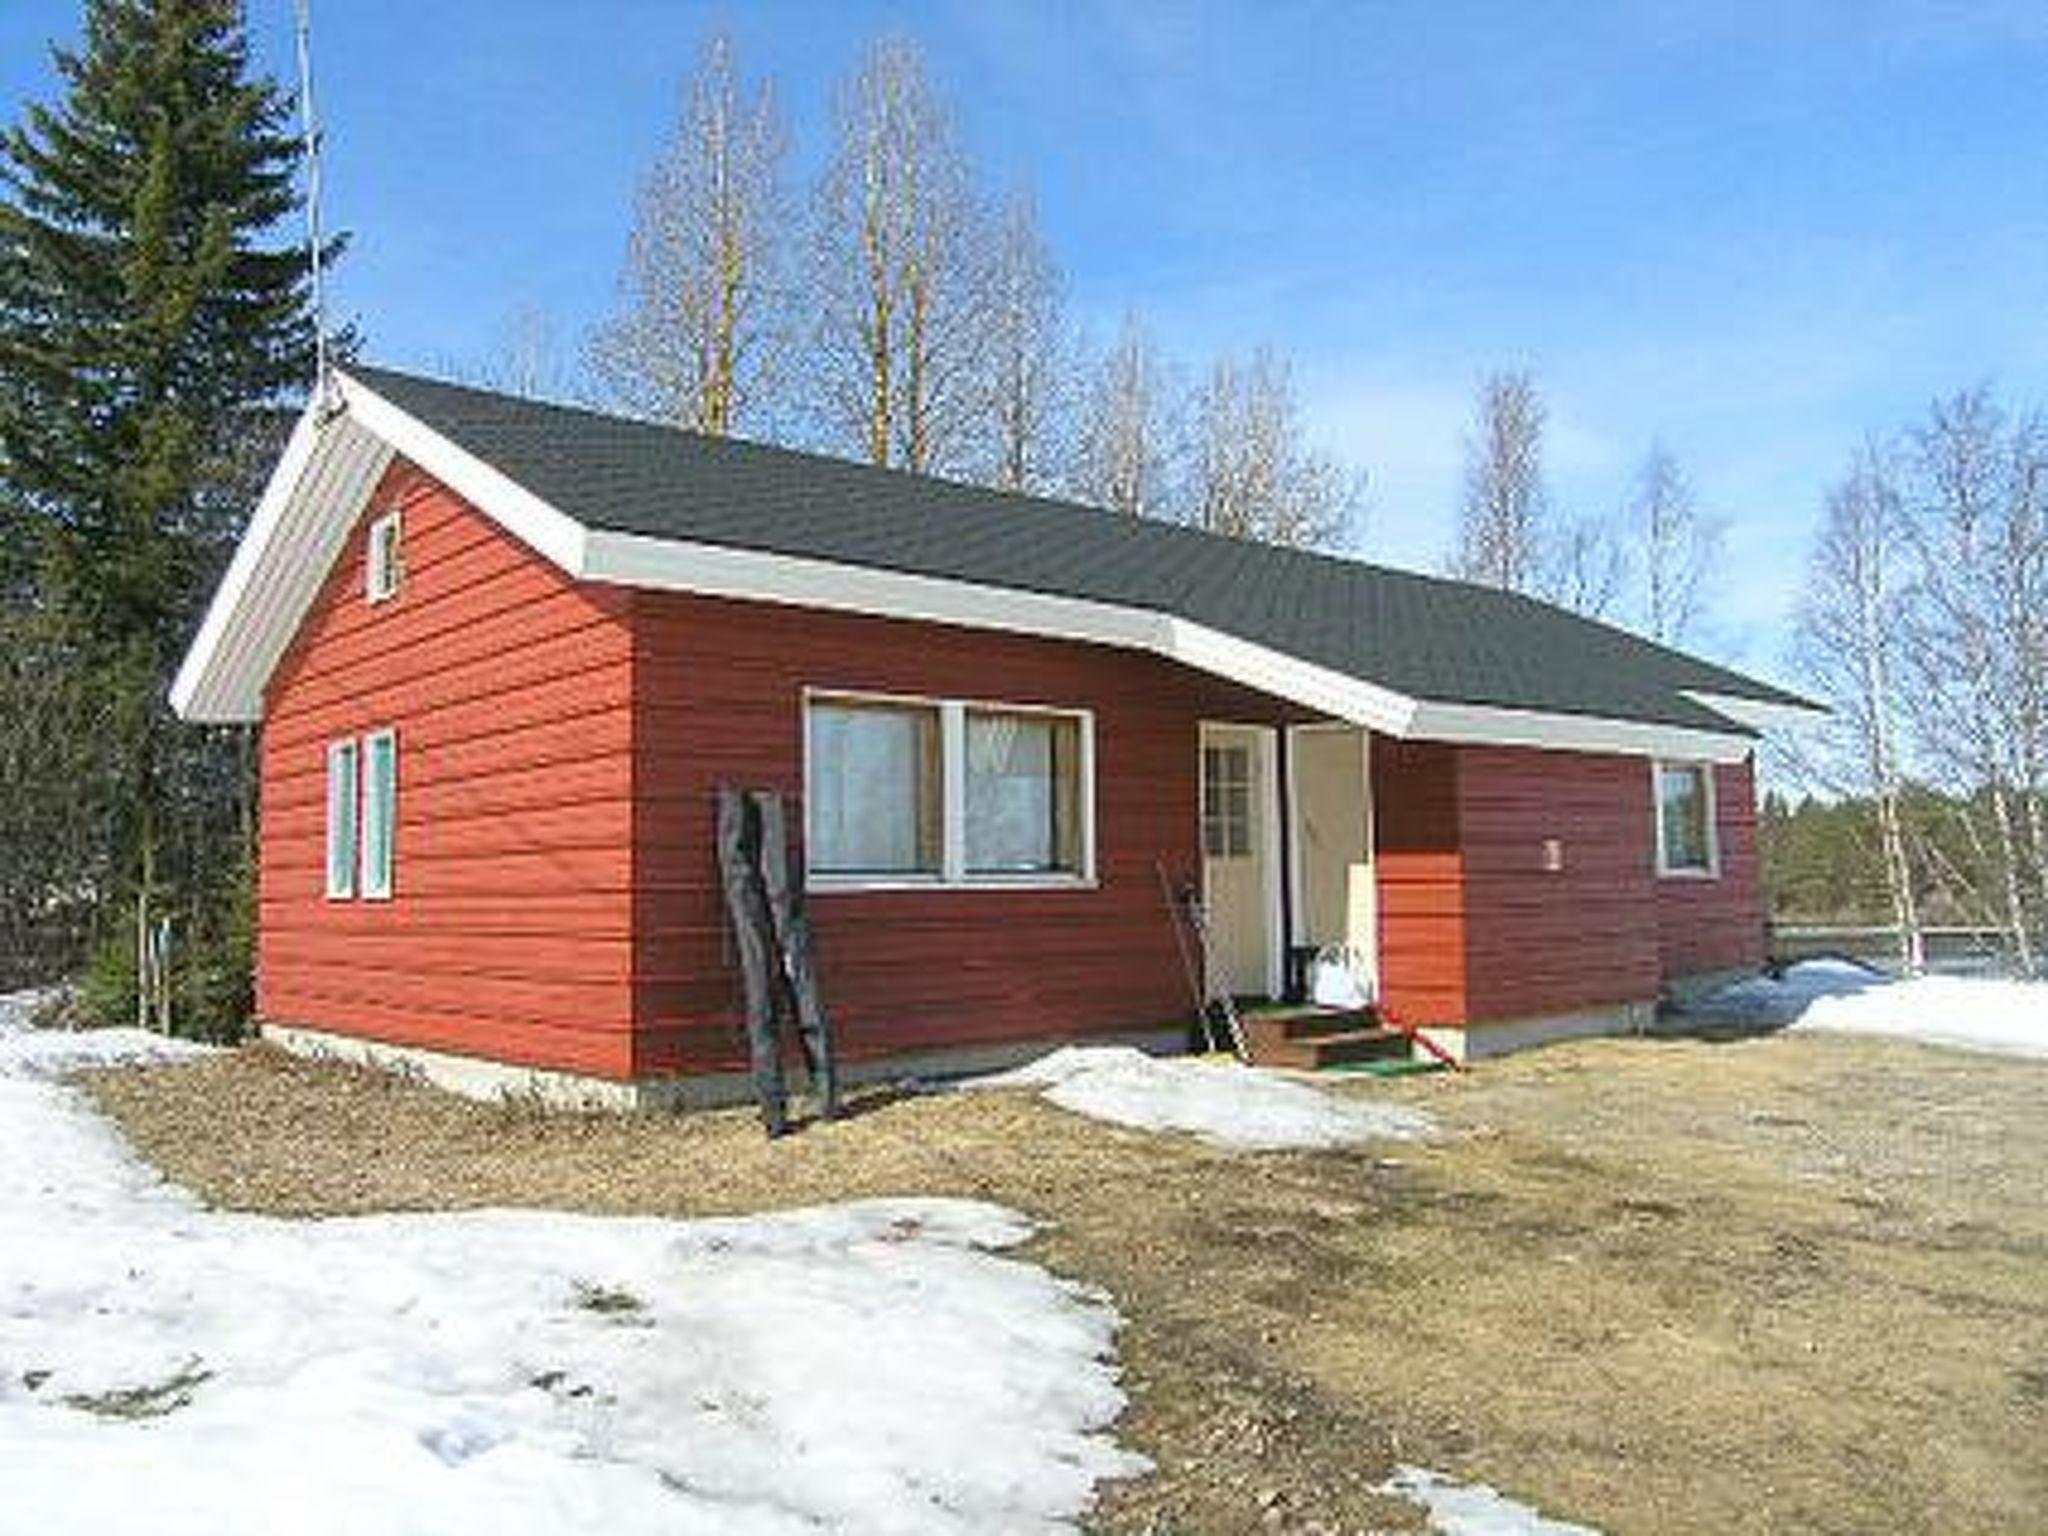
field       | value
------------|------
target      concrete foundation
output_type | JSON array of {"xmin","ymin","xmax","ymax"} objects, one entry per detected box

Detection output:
[
  {"xmin": 258, "ymin": 1020, "xmax": 1188, "ymax": 1112},
  {"xmin": 1411, "ymin": 999, "xmax": 1657, "ymax": 1065}
]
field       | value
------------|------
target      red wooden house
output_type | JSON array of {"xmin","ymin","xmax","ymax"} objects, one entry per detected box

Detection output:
[{"xmin": 173, "ymin": 368, "xmax": 1818, "ymax": 1105}]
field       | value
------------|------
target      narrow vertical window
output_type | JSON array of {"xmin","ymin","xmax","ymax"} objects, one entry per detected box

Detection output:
[
  {"xmin": 325, "ymin": 740, "xmax": 359, "ymax": 899},
  {"xmin": 366, "ymin": 511, "xmax": 403, "ymax": 602},
  {"xmin": 1654, "ymin": 761, "xmax": 1716, "ymax": 876},
  {"xmin": 361, "ymin": 729, "xmax": 398, "ymax": 899}
]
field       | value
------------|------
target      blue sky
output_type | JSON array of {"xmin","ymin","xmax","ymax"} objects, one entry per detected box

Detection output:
[{"xmin": 6, "ymin": 1, "xmax": 2047, "ymax": 679}]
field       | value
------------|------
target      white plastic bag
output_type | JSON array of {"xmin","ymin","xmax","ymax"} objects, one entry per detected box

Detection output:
[{"xmin": 1309, "ymin": 945, "xmax": 1372, "ymax": 1009}]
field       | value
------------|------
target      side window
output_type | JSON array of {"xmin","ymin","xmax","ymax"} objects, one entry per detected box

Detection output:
[
  {"xmin": 1654, "ymin": 761, "xmax": 1717, "ymax": 877},
  {"xmin": 360, "ymin": 729, "xmax": 399, "ymax": 900},
  {"xmin": 325, "ymin": 739, "xmax": 360, "ymax": 899},
  {"xmin": 366, "ymin": 510, "xmax": 403, "ymax": 603}
]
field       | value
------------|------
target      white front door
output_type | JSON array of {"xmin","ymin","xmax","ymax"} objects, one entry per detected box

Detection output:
[{"xmin": 1200, "ymin": 724, "xmax": 1279, "ymax": 999}]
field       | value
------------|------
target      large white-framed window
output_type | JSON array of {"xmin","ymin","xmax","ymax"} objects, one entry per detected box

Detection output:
[
  {"xmin": 365, "ymin": 509, "xmax": 403, "ymax": 603},
  {"xmin": 360, "ymin": 728, "xmax": 399, "ymax": 900},
  {"xmin": 1653, "ymin": 760, "xmax": 1718, "ymax": 878},
  {"xmin": 805, "ymin": 689, "xmax": 1095, "ymax": 889},
  {"xmin": 325, "ymin": 739, "xmax": 360, "ymax": 899}
]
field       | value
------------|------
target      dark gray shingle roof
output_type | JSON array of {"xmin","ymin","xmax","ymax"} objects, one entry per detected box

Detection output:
[{"xmin": 352, "ymin": 365, "xmax": 1813, "ymax": 734}]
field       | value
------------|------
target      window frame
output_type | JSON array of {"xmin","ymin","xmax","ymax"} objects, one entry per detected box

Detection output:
[
  {"xmin": 802, "ymin": 687, "xmax": 1096, "ymax": 892},
  {"xmin": 1652, "ymin": 759, "xmax": 1719, "ymax": 880},
  {"xmin": 359, "ymin": 728, "xmax": 399, "ymax": 901},
  {"xmin": 365, "ymin": 509, "xmax": 403, "ymax": 604},
  {"xmin": 324, "ymin": 739, "xmax": 360, "ymax": 900}
]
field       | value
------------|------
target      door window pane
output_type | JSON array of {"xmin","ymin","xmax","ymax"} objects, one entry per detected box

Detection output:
[
  {"xmin": 965, "ymin": 710, "xmax": 1082, "ymax": 874},
  {"xmin": 1203, "ymin": 744, "xmax": 1253, "ymax": 857},
  {"xmin": 809, "ymin": 701, "xmax": 942, "ymax": 875}
]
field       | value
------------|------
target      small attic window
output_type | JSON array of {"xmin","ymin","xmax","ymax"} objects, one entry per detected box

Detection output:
[{"xmin": 366, "ymin": 510, "xmax": 403, "ymax": 603}]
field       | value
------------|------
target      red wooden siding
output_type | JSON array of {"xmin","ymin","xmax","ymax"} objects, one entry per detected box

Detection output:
[
  {"xmin": 1654, "ymin": 755, "xmax": 1765, "ymax": 979},
  {"xmin": 1372, "ymin": 744, "xmax": 1763, "ymax": 1028},
  {"xmin": 1457, "ymin": 747, "xmax": 1662, "ymax": 1022},
  {"xmin": 258, "ymin": 461, "xmax": 639, "ymax": 1078},
  {"xmin": 628, "ymin": 591, "xmax": 1300, "ymax": 1077},
  {"xmin": 1371, "ymin": 739, "xmax": 1468, "ymax": 1024}
]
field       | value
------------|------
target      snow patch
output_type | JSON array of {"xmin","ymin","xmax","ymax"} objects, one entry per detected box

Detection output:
[
  {"xmin": 1689, "ymin": 958, "xmax": 1884, "ymax": 1027},
  {"xmin": 0, "ymin": 985, "xmax": 61, "ymax": 1033},
  {"xmin": 1381, "ymin": 1465, "xmax": 1602, "ymax": 1535},
  {"xmin": 1791, "ymin": 975, "xmax": 2048, "ymax": 1060},
  {"xmin": 969, "ymin": 1045, "xmax": 1435, "ymax": 1150},
  {"xmin": 0, "ymin": 985, "xmax": 215, "ymax": 1078},
  {"xmin": 0, "ymin": 1043, "xmax": 1148, "ymax": 1532},
  {"xmin": 1695, "ymin": 962, "xmax": 2048, "ymax": 1060}
]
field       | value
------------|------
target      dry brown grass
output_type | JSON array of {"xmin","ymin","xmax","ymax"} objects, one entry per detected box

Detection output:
[{"xmin": 82, "ymin": 1032, "xmax": 2048, "ymax": 1535}]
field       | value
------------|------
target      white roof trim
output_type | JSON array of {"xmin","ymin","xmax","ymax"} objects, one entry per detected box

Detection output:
[
  {"xmin": 337, "ymin": 372, "xmax": 589, "ymax": 575},
  {"xmin": 171, "ymin": 369, "xmax": 1767, "ymax": 762},
  {"xmin": 1410, "ymin": 698, "xmax": 1756, "ymax": 764},
  {"xmin": 1681, "ymin": 689, "xmax": 1825, "ymax": 735},
  {"xmin": 580, "ymin": 528, "xmax": 1421, "ymax": 738}
]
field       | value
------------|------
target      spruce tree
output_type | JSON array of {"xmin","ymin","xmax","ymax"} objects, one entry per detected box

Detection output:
[{"xmin": 0, "ymin": 0, "xmax": 333, "ymax": 1025}]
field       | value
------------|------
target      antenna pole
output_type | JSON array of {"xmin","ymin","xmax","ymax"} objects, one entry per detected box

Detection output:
[{"xmin": 294, "ymin": 0, "xmax": 335, "ymax": 411}]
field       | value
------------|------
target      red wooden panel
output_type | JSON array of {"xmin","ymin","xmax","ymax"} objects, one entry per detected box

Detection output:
[
  {"xmin": 1455, "ymin": 747, "xmax": 1662, "ymax": 1023},
  {"xmin": 627, "ymin": 590, "xmax": 1302, "ymax": 1077},
  {"xmin": 1372, "ymin": 738, "xmax": 1467, "ymax": 1024},
  {"xmin": 258, "ymin": 460, "xmax": 636, "ymax": 1079},
  {"xmin": 1655, "ymin": 755, "xmax": 1765, "ymax": 980}
]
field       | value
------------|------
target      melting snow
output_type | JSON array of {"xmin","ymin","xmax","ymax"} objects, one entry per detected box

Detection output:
[
  {"xmin": 1696, "ymin": 962, "xmax": 2048, "ymax": 1060},
  {"xmin": 0, "ymin": 997, "xmax": 1148, "ymax": 1533},
  {"xmin": 969, "ymin": 1045, "xmax": 1435, "ymax": 1150},
  {"xmin": 0, "ymin": 985, "xmax": 214, "ymax": 1077},
  {"xmin": 1381, "ymin": 1465, "xmax": 1602, "ymax": 1535}
]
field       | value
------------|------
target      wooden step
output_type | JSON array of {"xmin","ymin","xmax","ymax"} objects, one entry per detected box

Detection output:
[
  {"xmin": 1243, "ymin": 1011, "xmax": 1410, "ymax": 1070},
  {"xmin": 1241, "ymin": 1006, "xmax": 1376, "ymax": 1046}
]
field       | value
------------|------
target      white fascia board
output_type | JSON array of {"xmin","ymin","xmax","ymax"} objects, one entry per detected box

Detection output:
[
  {"xmin": 333, "ymin": 369, "xmax": 589, "ymax": 577},
  {"xmin": 1408, "ymin": 698, "xmax": 1756, "ymax": 763},
  {"xmin": 170, "ymin": 398, "xmax": 327, "ymax": 718},
  {"xmin": 1163, "ymin": 617, "xmax": 1415, "ymax": 735},
  {"xmin": 581, "ymin": 528, "xmax": 1420, "ymax": 734},
  {"xmin": 1680, "ymin": 689, "xmax": 1827, "ymax": 734}
]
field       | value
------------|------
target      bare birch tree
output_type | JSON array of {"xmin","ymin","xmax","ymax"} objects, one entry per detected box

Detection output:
[
  {"xmin": 1068, "ymin": 311, "xmax": 1178, "ymax": 518},
  {"xmin": 1186, "ymin": 346, "xmax": 1357, "ymax": 549},
  {"xmin": 1795, "ymin": 444, "xmax": 1923, "ymax": 972},
  {"xmin": 1628, "ymin": 442, "xmax": 1722, "ymax": 643},
  {"xmin": 1452, "ymin": 370, "xmax": 1548, "ymax": 591},
  {"xmin": 451, "ymin": 301, "xmax": 588, "ymax": 404},
  {"xmin": 1895, "ymin": 387, "xmax": 2046, "ymax": 970},
  {"xmin": 1544, "ymin": 513, "xmax": 1626, "ymax": 619},
  {"xmin": 591, "ymin": 29, "xmax": 788, "ymax": 436},
  {"xmin": 975, "ymin": 186, "xmax": 1066, "ymax": 493},
  {"xmin": 809, "ymin": 36, "xmax": 983, "ymax": 474}
]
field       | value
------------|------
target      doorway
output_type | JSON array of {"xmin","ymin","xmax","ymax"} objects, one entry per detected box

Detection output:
[{"xmin": 1287, "ymin": 724, "xmax": 1377, "ymax": 999}]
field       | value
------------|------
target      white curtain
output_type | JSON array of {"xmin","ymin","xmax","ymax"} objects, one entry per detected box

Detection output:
[
  {"xmin": 810, "ymin": 704, "xmax": 936, "ymax": 874},
  {"xmin": 966, "ymin": 712, "xmax": 1063, "ymax": 873}
]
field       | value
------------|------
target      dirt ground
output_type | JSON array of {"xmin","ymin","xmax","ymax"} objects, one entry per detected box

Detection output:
[{"xmin": 83, "ymin": 1031, "xmax": 2048, "ymax": 1536}]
